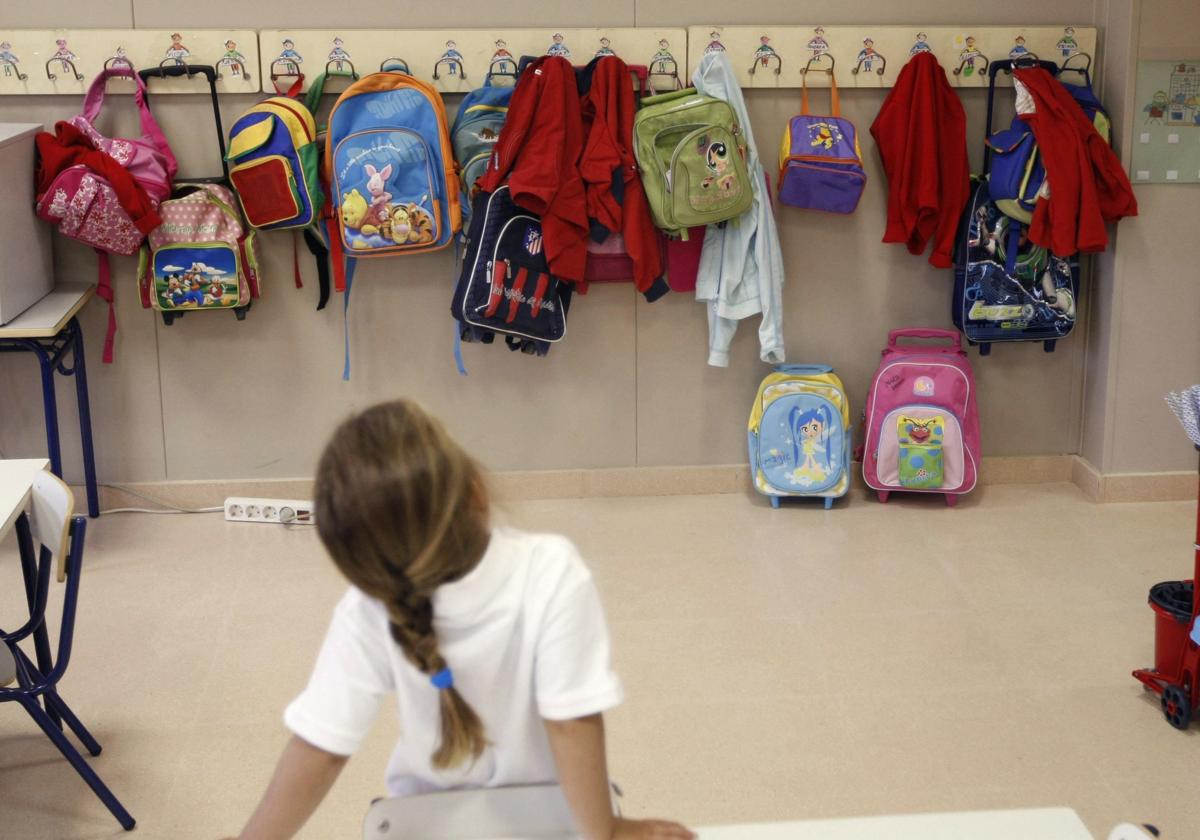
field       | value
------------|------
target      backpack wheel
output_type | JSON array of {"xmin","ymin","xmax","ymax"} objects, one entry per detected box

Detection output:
[
  {"xmin": 823, "ymin": 496, "xmax": 834, "ymax": 510},
  {"xmin": 769, "ymin": 496, "xmax": 781, "ymax": 509},
  {"xmin": 234, "ymin": 301, "xmax": 251, "ymax": 321},
  {"xmin": 945, "ymin": 493, "xmax": 959, "ymax": 507},
  {"xmin": 978, "ymin": 342, "xmax": 992, "ymax": 356},
  {"xmin": 161, "ymin": 312, "xmax": 178, "ymax": 326},
  {"xmin": 1043, "ymin": 339, "xmax": 1057, "ymax": 353},
  {"xmin": 876, "ymin": 490, "xmax": 890, "ymax": 503},
  {"xmin": 1162, "ymin": 684, "xmax": 1191, "ymax": 730}
]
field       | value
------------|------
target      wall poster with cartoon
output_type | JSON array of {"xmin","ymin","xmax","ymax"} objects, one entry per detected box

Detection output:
[{"xmin": 1131, "ymin": 59, "xmax": 1200, "ymax": 183}]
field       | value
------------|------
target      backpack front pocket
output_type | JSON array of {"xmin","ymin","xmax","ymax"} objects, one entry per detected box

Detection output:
[
  {"xmin": 778, "ymin": 159, "xmax": 866, "ymax": 214},
  {"xmin": 756, "ymin": 391, "xmax": 845, "ymax": 495},
  {"xmin": 669, "ymin": 125, "xmax": 752, "ymax": 228},
  {"xmin": 874, "ymin": 406, "xmax": 965, "ymax": 491},
  {"xmin": 230, "ymin": 155, "xmax": 302, "ymax": 228},
  {"xmin": 333, "ymin": 128, "xmax": 442, "ymax": 255},
  {"xmin": 149, "ymin": 243, "xmax": 246, "ymax": 311}
]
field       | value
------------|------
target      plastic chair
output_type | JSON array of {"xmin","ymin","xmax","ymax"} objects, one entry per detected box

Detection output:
[
  {"xmin": 0, "ymin": 471, "xmax": 135, "ymax": 830},
  {"xmin": 362, "ymin": 783, "xmax": 579, "ymax": 839}
]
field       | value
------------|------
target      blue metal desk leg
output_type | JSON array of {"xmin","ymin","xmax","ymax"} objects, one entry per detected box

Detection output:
[
  {"xmin": 15, "ymin": 513, "xmax": 61, "ymax": 728},
  {"xmin": 68, "ymin": 319, "xmax": 99, "ymax": 518},
  {"xmin": 33, "ymin": 345, "xmax": 63, "ymax": 490}
]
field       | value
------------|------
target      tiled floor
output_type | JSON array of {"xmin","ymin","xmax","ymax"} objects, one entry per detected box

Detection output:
[{"xmin": 0, "ymin": 482, "xmax": 1196, "ymax": 839}]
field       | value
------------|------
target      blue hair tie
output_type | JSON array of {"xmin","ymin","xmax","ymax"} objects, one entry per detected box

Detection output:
[{"xmin": 431, "ymin": 667, "xmax": 454, "ymax": 691}]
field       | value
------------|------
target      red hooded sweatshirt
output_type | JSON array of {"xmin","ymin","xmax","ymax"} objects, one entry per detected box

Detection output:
[
  {"xmin": 1013, "ymin": 67, "xmax": 1138, "ymax": 257},
  {"xmin": 578, "ymin": 55, "xmax": 666, "ymax": 300},
  {"xmin": 870, "ymin": 52, "xmax": 969, "ymax": 268},
  {"xmin": 478, "ymin": 56, "xmax": 589, "ymax": 283}
]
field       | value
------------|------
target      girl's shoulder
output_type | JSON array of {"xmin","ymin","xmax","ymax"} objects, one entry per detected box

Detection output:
[{"xmin": 493, "ymin": 527, "xmax": 591, "ymax": 579}]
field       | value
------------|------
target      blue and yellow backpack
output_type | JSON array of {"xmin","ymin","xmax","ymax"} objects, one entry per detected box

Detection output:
[
  {"xmin": 451, "ymin": 81, "xmax": 512, "ymax": 227},
  {"xmin": 747, "ymin": 365, "xmax": 853, "ymax": 509}
]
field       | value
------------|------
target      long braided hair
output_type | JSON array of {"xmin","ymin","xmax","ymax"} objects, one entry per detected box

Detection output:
[{"xmin": 314, "ymin": 399, "xmax": 490, "ymax": 769}]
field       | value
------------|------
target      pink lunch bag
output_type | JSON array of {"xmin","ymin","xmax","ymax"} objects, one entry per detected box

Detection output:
[
  {"xmin": 861, "ymin": 328, "xmax": 981, "ymax": 506},
  {"xmin": 35, "ymin": 66, "xmax": 177, "ymax": 361}
]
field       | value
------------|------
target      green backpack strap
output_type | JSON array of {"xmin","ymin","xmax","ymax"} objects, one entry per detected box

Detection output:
[{"xmin": 304, "ymin": 72, "xmax": 330, "ymax": 118}]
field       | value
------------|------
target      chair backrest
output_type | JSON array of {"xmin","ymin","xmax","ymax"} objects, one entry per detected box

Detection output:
[
  {"xmin": 362, "ymin": 784, "xmax": 578, "ymax": 840},
  {"xmin": 30, "ymin": 470, "xmax": 73, "ymax": 582}
]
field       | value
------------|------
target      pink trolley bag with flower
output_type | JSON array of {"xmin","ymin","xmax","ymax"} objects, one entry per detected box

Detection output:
[
  {"xmin": 861, "ymin": 329, "xmax": 981, "ymax": 507},
  {"xmin": 34, "ymin": 66, "xmax": 177, "ymax": 361}
]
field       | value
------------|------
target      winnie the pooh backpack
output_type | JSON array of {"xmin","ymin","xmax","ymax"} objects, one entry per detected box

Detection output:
[
  {"xmin": 747, "ymin": 365, "xmax": 852, "ymax": 509},
  {"xmin": 777, "ymin": 72, "xmax": 866, "ymax": 214},
  {"xmin": 861, "ymin": 329, "xmax": 981, "ymax": 506},
  {"xmin": 325, "ymin": 72, "xmax": 460, "ymax": 260}
]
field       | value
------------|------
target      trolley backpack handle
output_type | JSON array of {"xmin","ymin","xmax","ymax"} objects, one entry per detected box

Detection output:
[
  {"xmin": 982, "ymin": 57, "xmax": 1060, "ymax": 173},
  {"xmin": 886, "ymin": 328, "xmax": 964, "ymax": 352},
  {"xmin": 775, "ymin": 364, "xmax": 833, "ymax": 375},
  {"xmin": 139, "ymin": 64, "xmax": 230, "ymax": 184}
]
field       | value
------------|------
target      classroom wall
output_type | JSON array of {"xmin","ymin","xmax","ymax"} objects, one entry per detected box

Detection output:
[
  {"xmin": 3, "ymin": 0, "xmax": 1179, "ymax": 487},
  {"xmin": 1082, "ymin": 0, "xmax": 1200, "ymax": 474}
]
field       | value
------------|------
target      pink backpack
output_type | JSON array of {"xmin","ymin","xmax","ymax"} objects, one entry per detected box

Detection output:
[
  {"xmin": 35, "ymin": 67, "xmax": 177, "ymax": 361},
  {"xmin": 861, "ymin": 329, "xmax": 981, "ymax": 506}
]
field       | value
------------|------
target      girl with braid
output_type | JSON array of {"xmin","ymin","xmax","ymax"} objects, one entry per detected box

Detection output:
[{"xmin": 228, "ymin": 400, "xmax": 694, "ymax": 840}]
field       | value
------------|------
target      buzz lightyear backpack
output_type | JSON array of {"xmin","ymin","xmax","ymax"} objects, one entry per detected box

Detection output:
[{"xmin": 747, "ymin": 365, "xmax": 852, "ymax": 510}]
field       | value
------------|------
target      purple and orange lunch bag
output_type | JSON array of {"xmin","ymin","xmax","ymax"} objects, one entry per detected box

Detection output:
[{"xmin": 777, "ymin": 73, "xmax": 866, "ymax": 214}]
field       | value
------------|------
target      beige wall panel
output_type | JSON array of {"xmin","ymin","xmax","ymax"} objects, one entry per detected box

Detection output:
[
  {"xmin": 132, "ymin": 2, "xmax": 635, "ymax": 31},
  {"xmin": 154, "ymin": 241, "xmax": 638, "ymax": 479},
  {"xmin": 633, "ymin": 1, "xmax": 1097, "ymax": 28},
  {"xmin": 1, "ymin": 2, "xmax": 132, "ymax": 29}
]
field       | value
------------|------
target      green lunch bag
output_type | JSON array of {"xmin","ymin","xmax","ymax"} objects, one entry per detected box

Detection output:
[{"xmin": 633, "ymin": 89, "xmax": 753, "ymax": 236}]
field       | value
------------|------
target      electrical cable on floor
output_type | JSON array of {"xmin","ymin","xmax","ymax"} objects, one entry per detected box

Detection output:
[{"xmin": 99, "ymin": 483, "xmax": 224, "ymax": 516}]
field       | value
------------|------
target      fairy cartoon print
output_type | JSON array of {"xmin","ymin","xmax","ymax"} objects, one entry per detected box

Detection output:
[
  {"xmin": 165, "ymin": 33, "xmax": 190, "ymax": 66},
  {"xmin": 789, "ymin": 403, "xmax": 834, "ymax": 486}
]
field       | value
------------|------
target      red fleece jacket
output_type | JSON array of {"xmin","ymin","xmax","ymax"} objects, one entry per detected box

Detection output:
[
  {"xmin": 579, "ymin": 56, "xmax": 664, "ymax": 297},
  {"xmin": 479, "ymin": 56, "xmax": 589, "ymax": 283},
  {"xmin": 36, "ymin": 121, "xmax": 162, "ymax": 235},
  {"xmin": 1013, "ymin": 67, "xmax": 1138, "ymax": 257},
  {"xmin": 870, "ymin": 52, "xmax": 969, "ymax": 268}
]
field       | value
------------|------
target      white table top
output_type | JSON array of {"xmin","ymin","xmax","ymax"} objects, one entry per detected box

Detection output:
[
  {"xmin": 693, "ymin": 808, "xmax": 1095, "ymax": 839},
  {"xmin": 0, "ymin": 459, "xmax": 49, "ymax": 544},
  {"xmin": 0, "ymin": 283, "xmax": 94, "ymax": 339}
]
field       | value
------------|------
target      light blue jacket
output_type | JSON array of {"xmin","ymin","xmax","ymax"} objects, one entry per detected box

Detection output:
[{"xmin": 692, "ymin": 51, "xmax": 786, "ymax": 367}]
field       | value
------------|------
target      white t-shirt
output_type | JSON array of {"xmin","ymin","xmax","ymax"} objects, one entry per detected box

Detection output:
[{"xmin": 284, "ymin": 527, "xmax": 623, "ymax": 796}]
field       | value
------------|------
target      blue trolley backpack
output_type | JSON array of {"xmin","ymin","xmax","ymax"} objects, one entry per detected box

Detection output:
[
  {"xmin": 747, "ymin": 365, "xmax": 852, "ymax": 509},
  {"xmin": 952, "ymin": 58, "xmax": 1080, "ymax": 355}
]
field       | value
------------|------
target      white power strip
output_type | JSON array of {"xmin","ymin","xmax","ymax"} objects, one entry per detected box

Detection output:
[{"xmin": 224, "ymin": 497, "xmax": 316, "ymax": 525}]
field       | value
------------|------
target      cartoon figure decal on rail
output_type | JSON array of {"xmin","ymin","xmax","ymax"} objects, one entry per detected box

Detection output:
[
  {"xmin": 910, "ymin": 32, "xmax": 932, "ymax": 56},
  {"xmin": 165, "ymin": 33, "xmax": 191, "ymax": 66},
  {"xmin": 44, "ymin": 37, "xmax": 83, "ymax": 81},
  {"xmin": 1056, "ymin": 26, "xmax": 1079, "ymax": 59},
  {"xmin": 0, "ymin": 42, "xmax": 27, "ymax": 80},
  {"xmin": 1009, "ymin": 35, "xmax": 1030, "ymax": 61},
  {"xmin": 219, "ymin": 40, "xmax": 249, "ymax": 80},
  {"xmin": 705, "ymin": 31, "xmax": 726, "ymax": 54},
  {"xmin": 749, "ymin": 35, "xmax": 781, "ymax": 77},
  {"xmin": 853, "ymin": 38, "xmax": 886, "ymax": 76},
  {"xmin": 328, "ymin": 37, "xmax": 351, "ymax": 73},
  {"xmin": 808, "ymin": 27, "xmax": 830, "ymax": 58},
  {"xmin": 595, "ymin": 37, "xmax": 615, "ymax": 58},
  {"xmin": 437, "ymin": 40, "xmax": 464, "ymax": 77},
  {"xmin": 277, "ymin": 39, "xmax": 303, "ymax": 66},
  {"xmin": 649, "ymin": 38, "xmax": 682, "ymax": 92},
  {"xmin": 546, "ymin": 33, "xmax": 571, "ymax": 58},
  {"xmin": 490, "ymin": 39, "xmax": 514, "ymax": 70},
  {"xmin": 104, "ymin": 46, "xmax": 132, "ymax": 71},
  {"xmin": 953, "ymin": 35, "xmax": 987, "ymax": 78},
  {"xmin": 788, "ymin": 403, "xmax": 834, "ymax": 487}
]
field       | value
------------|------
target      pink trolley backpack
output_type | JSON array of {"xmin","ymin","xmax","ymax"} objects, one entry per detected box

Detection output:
[
  {"xmin": 35, "ymin": 66, "xmax": 177, "ymax": 361},
  {"xmin": 861, "ymin": 329, "xmax": 981, "ymax": 506}
]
